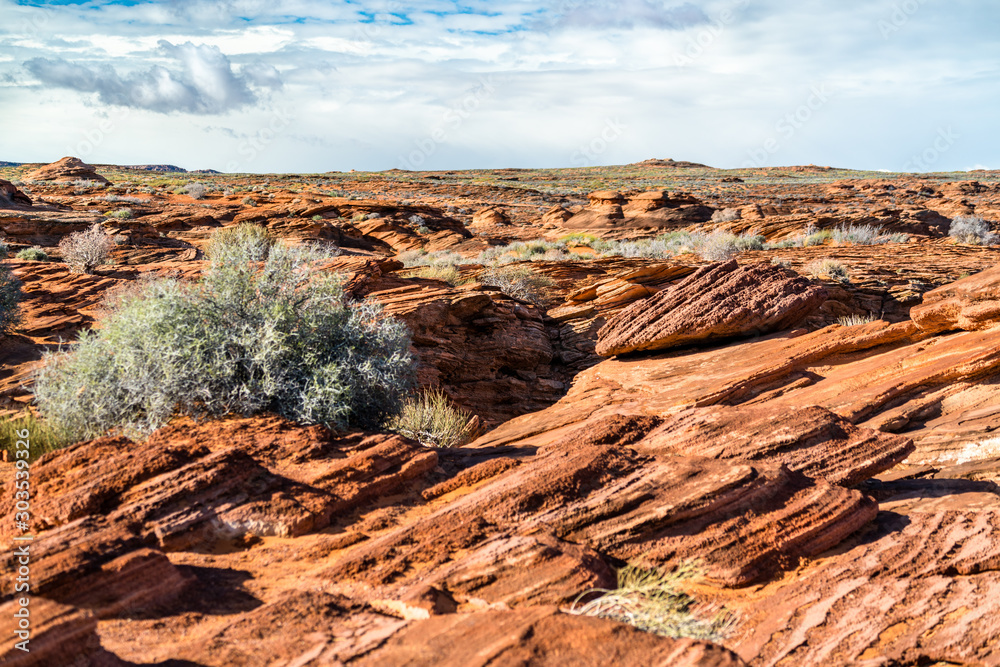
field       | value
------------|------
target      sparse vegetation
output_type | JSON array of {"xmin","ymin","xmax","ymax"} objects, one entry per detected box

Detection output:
[
  {"xmin": 831, "ymin": 223, "xmax": 908, "ymax": 246},
  {"xmin": 948, "ymin": 215, "xmax": 998, "ymax": 245},
  {"xmin": 59, "ymin": 224, "xmax": 114, "ymax": 274},
  {"xmin": 206, "ymin": 223, "xmax": 274, "ymax": 262},
  {"xmin": 411, "ymin": 264, "xmax": 468, "ymax": 286},
  {"xmin": 569, "ymin": 562, "xmax": 736, "ymax": 643},
  {"xmin": 33, "ymin": 230, "xmax": 414, "ymax": 441},
  {"xmin": 185, "ymin": 182, "xmax": 207, "ymax": 200},
  {"xmin": 16, "ymin": 247, "xmax": 48, "ymax": 262},
  {"xmin": 478, "ymin": 264, "xmax": 555, "ymax": 304},
  {"xmin": 385, "ymin": 389, "xmax": 477, "ymax": 448},
  {"xmin": 106, "ymin": 208, "xmax": 134, "ymax": 219},
  {"xmin": 711, "ymin": 208, "xmax": 741, "ymax": 223},
  {"xmin": 0, "ymin": 411, "xmax": 74, "ymax": 461},
  {"xmin": 838, "ymin": 313, "xmax": 877, "ymax": 326},
  {"xmin": 0, "ymin": 264, "xmax": 23, "ymax": 335},
  {"xmin": 805, "ymin": 258, "xmax": 850, "ymax": 282}
]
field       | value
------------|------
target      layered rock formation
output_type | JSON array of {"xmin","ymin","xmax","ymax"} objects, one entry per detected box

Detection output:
[
  {"xmin": 26, "ymin": 157, "xmax": 110, "ymax": 185},
  {"xmin": 596, "ymin": 260, "xmax": 828, "ymax": 356}
]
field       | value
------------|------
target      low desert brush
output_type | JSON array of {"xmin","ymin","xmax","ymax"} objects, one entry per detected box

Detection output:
[
  {"xmin": 385, "ymin": 389, "xmax": 477, "ymax": 448},
  {"xmin": 33, "ymin": 227, "xmax": 414, "ymax": 441},
  {"xmin": 478, "ymin": 264, "xmax": 555, "ymax": 304},
  {"xmin": 804, "ymin": 258, "xmax": 849, "ymax": 282},
  {"xmin": 16, "ymin": 247, "xmax": 48, "ymax": 262},
  {"xmin": 949, "ymin": 215, "xmax": 998, "ymax": 245},
  {"xmin": 0, "ymin": 411, "xmax": 74, "ymax": 460},
  {"xmin": 0, "ymin": 264, "xmax": 23, "ymax": 335},
  {"xmin": 59, "ymin": 224, "xmax": 113, "ymax": 274},
  {"xmin": 568, "ymin": 562, "xmax": 736, "ymax": 643},
  {"xmin": 837, "ymin": 313, "xmax": 877, "ymax": 327}
]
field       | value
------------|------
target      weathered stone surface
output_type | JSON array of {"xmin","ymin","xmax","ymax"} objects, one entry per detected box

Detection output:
[
  {"xmin": 26, "ymin": 156, "xmax": 110, "ymax": 184},
  {"xmin": 331, "ymin": 414, "xmax": 876, "ymax": 588},
  {"xmin": 0, "ymin": 599, "xmax": 124, "ymax": 666},
  {"xmin": 596, "ymin": 260, "xmax": 828, "ymax": 356},
  {"xmin": 640, "ymin": 404, "xmax": 914, "ymax": 487},
  {"xmin": 736, "ymin": 509, "xmax": 1000, "ymax": 666},
  {"xmin": 912, "ymin": 263, "xmax": 1000, "ymax": 333},
  {"xmin": 353, "ymin": 607, "xmax": 748, "ymax": 667}
]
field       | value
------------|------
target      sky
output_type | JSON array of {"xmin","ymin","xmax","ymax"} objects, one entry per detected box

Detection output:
[{"xmin": 0, "ymin": 0, "xmax": 997, "ymax": 173}]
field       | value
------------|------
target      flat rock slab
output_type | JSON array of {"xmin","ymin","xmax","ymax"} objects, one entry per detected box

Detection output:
[{"xmin": 596, "ymin": 259, "xmax": 827, "ymax": 356}]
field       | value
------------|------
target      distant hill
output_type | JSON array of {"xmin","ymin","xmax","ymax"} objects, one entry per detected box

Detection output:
[
  {"xmin": 634, "ymin": 158, "xmax": 713, "ymax": 169},
  {"xmin": 0, "ymin": 161, "xmax": 22, "ymax": 167},
  {"xmin": 191, "ymin": 169, "xmax": 221, "ymax": 174},
  {"xmin": 122, "ymin": 164, "xmax": 188, "ymax": 172}
]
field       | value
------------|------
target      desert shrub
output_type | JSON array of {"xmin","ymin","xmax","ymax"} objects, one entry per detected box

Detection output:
[
  {"xmin": 770, "ymin": 258, "xmax": 792, "ymax": 268},
  {"xmin": 949, "ymin": 215, "xmax": 998, "ymax": 245},
  {"xmin": 838, "ymin": 313, "xmax": 877, "ymax": 327},
  {"xmin": 0, "ymin": 264, "xmax": 23, "ymax": 335},
  {"xmin": 478, "ymin": 264, "xmax": 554, "ymax": 304},
  {"xmin": 0, "ymin": 239, "xmax": 8, "ymax": 257},
  {"xmin": 241, "ymin": 196, "xmax": 258, "ymax": 207},
  {"xmin": 206, "ymin": 223, "xmax": 274, "ymax": 263},
  {"xmin": 185, "ymin": 182, "xmax": 206, "ymax": 200},
  {"xmin": 832, "ymin": 224, "xmax": 908, "ymax": 246},
  {"xmin": 100, "ymin": 195, "xmax": 147, "ymax": 204},
  {"xmin": 805, "ymin": 258, "xmax": 849, "ymax": 282},
  {"xmin": 698, "ymin": 232, "xmax": 740, "ymax": 262},
  {"xmin": 33, "ymin": 237, "xmax": 415, "ymax": 441},
  {"xmin": 106, "ymin": 208, "xmax": 133, "ymax": 219},
  {"xmin": 569, "ymin": 563, "xmax": 736, "ymax": 643},
  {"xmin": 59, "ymin": 224, "xmax": 113, "ymax": 274},
  {"xmin": 385, "ymin": 389, "xmax": 476, "ymax": 448},
  {"xmin": 408, "ymin": 214, "xmax": 426, "ymax": 226},
  {"xmin": 0, "ymin": 411, "xmax": 74, "ymax": 461},
  {"xmin": 711, "ymin": 208, "xmax": 741, "ymax": 223},
  {"xmin": 559, "ymin": 232, "xmax": 602, "ymax": 246},
  {"xmin": 16, "ymin": 247, "xmax": 48, "ymax": 262},
  {"xmin": 411, "ymin": 264, "xmax": 467, "ymax": 286}
]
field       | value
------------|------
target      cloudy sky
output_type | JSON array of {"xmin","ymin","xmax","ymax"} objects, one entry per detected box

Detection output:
[{"xmin": 0, "ymin": 0, "xmax": 996, "ymax": 173}]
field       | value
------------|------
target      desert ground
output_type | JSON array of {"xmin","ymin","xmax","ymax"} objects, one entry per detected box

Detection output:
[{"xmin": 1, "ymin": 156, "xmax": 999, "ymax": 666}]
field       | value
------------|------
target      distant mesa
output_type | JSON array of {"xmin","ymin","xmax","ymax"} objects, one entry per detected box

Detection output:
[
  {"xmin": 0, "ymin": 161, "xmax": 22, "ymax": 168},
  {"xmin": 27, "ymin": 156, "xmax": 110, "ymax": 185},
  {"xmin": 634, "ymin": 158, "xmax": 713, "ymax": 169},
  {"xmin": 191, "ymin": 169, "xmax": 221, "ymax": 174},
  {"xmin": 123, "ymin": 164, "xmax": 188, "ymax": 173}
]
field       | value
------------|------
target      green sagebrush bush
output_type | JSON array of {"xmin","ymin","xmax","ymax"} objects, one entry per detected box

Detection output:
[
  {"xmin": 385, "ymin": 389, "xmax": 476, "ymax": 448},
  {"xmin": 34, "ymin": 225, "xmax": 415, "ymax": 440},
  {"xmin": 0, "ymin": 263, "xmax": 23, "ymax": 335}
]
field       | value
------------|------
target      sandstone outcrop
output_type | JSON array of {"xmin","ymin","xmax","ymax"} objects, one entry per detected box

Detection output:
[
  {"xmin": 596, "ymin": 260, "xmax": 828, "ymax": 356},
  {"xmin": 562, "ymin": 190, "xmax": 713, "ymax": 232},
  {"xmin": 0, "ymin": 180, "xmax": 31, "ymax": 208},
  {"xmin": 911, "ymin": 263, "xmax": 1000, "ymax": 333},
  {"xmin": 26, "ymin": 157, "xmax": 110, "ymax": 185}
]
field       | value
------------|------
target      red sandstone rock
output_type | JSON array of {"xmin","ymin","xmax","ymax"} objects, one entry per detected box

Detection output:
[
  {"xmin": 912, "ymin": 263, "xmax": 1000, "ymax": 333},
  {"xmin": 596, "ymin": 260, "xmax": 828, "ymax": 356},
  {"xmin": 0, "ymin": 180, "xmax": 31, "ymax": 208},
  {"xmin": 353, "ymin": 607, "xmax": 747, "ymax": 667},
  {"xmin": 26, "ymin": 157, "xmax": 110, "ymax": 185}
]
